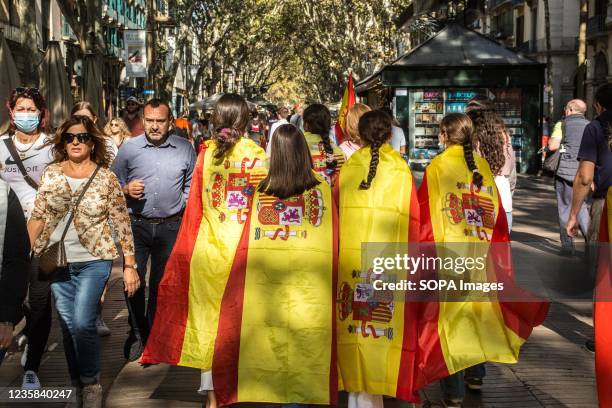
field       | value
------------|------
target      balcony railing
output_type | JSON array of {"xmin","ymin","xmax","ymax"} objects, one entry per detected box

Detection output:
[
  {"xmin": 587, "ymin": 15, "xmax": 607, "ymax": 36},
  {"xmin": 516, "ymin": 37, "xmax": 578, "ymax": 54}
]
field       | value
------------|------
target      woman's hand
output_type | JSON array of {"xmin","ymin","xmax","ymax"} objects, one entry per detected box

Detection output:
[{"xmin": 123, "ymin": 267, "xmax": 140, "ymax": 298}]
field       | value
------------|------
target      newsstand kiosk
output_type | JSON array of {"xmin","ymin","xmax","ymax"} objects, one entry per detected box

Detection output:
[{"xmin": 356, "ymin": 23, "xmax": 545, "ymax": 173}]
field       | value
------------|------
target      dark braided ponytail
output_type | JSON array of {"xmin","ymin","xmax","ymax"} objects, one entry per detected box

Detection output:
[
  {"xmin": 463, "ymin": 138, "xmax": 484, "ymax": 189},
  {"xmin": 358, "ymin": 110, "xmax": 393, "ymax": 190},
  {"xmin": 440, "ymin": 113, "xmax": 483, "ymax": 189},
  {"xmin": 210, "ymin": 93, "xmax": 250, "ymax": 163},
  {"xmin": 303, "ymin": 104, "xmax": 337, "ymax": 175}
]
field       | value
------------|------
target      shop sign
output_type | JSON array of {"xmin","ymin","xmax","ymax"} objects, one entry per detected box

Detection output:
[
  {"xmin": 124, "ymin": 30, "xmax": 147, "ymax": 78},
  {"xmin": 423, "ymin": 91, "xmax": 443, "ymax": 101},
  {"xmin": 447, "ymin": 90, "xmax": 477, "ymax": 101}
]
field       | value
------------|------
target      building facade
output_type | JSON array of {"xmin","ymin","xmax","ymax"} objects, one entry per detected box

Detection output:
[
  {"xmin": 397, "ymin": 0, "xmax": 583, "ymax": 122},
  {"xmin": 585, "ymin": 0, "xmax": 612, "ymax": 116}
]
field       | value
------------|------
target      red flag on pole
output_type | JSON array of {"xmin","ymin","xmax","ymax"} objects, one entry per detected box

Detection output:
[{"xmin": 335, "ymin": 71, "xmax": 356, "ymax": 145}]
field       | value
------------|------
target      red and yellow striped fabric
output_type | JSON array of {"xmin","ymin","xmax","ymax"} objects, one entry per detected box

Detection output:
[
  {"xmin": 595, "ymin": 188, "xmax": 612, "ymax": 408},
  {"xmin": 141, "ymin": 138, "xmax": 267, "ymax": 369},
  {"xmin": 336, "ymin": 144, "xmax": 421, "ymax": 401},
  {"xmin": 212, "ymin": 178, "xmax": 338, "ymax": 406},
  {"xmin": 416, "ymin": 145, "xmax": 548, "ymax": 387}
]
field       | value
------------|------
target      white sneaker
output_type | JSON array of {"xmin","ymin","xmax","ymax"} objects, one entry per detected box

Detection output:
[
  {"xmin": 20, "ymin": 344, "xmax": 28, "ymax": 367},
  {"xmin": 96, "ymin": 316, "xmax": 111, "ymax": 337},
  {"xmin": 22, "ymin": 370, "xmax": 41, "ymax": 389}
]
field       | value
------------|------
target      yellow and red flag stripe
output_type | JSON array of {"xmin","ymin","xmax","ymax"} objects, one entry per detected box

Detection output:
[
  {"xmin": 142, "ymin": 139, "xmax": 268, "ymax": 368},
  {"xmin": 212, "ymin": 180, "xmax": 338, "ymax": 406},
  {"xmin": 336, "ymin": 144, "xmax": 421, "ymax": 401},
  {"xmin": 595, "ymin": 188, "xmax": 612, "ymax": 407},
  {"xmin": 415, "ymin": 145, "xmax": 548, "ymax": 388},
  {"xmin": 335, "ymin": 72, "xmax": 356, "ymax": 145}
]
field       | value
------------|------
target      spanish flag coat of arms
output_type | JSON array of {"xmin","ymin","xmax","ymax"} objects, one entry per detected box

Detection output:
[
  {"xmin": 142, "ymin": 138, "xmax": 267, "ymax": 369},
  {"xmin": 416, "ymin": 145, "xmax": 549, "ymax": 388},
  {"xmin": 212, "ymin": 176, "xmax": 338, "ymax": 406},
  {"xmin": 336, "ymin": 144, "xmax": 421, "ymax": 401}
]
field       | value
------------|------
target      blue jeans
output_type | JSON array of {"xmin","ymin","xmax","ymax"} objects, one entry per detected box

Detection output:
[
  {"xmin": 441, "ymin": 363, "xmax": 486, "ymax": 400},
  {"xmin": 51, "ymin": 260, "xmax": 112, "ymax": 385},
  {"xmin": 506, "ymin": 211, "xmax": 513, "ymax": 233}
]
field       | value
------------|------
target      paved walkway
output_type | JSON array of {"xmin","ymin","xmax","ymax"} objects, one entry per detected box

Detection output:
[{"xmin": 0, "ymin": 175, "xmax": 597, "ymax": 407}]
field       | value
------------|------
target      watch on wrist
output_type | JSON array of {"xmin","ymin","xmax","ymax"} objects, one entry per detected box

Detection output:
[{"xmin": 124, "ymin": 264, "xmax": 138, "ymax": 270}]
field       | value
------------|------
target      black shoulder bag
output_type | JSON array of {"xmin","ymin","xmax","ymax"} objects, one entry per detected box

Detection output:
[
  {"xmin": 38, "ymin": 166, "xmax": 101, "ymax": 276},
  {"xmin": 3, "ymin": 137, "xmax": 39, "ymax": 190},
  {"xmin": 543, "ymin": 121, "xmax": 565, "ymax": 174}
]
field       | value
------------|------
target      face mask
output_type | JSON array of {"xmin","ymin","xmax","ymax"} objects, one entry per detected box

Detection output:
[{"xmin": 13, "ymin": 112, "xmax": 40, "ymax": 133}]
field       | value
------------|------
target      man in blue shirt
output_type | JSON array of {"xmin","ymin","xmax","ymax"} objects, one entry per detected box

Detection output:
[
  {"xmin": 113, "ymin": 99, "xmax": 195, "ymax": 361},
  {"xmin": 567, "ymin": 84, "xmax": 612, "ymax": 242},
  {"xmin": 567, "ymin": 84, "xmax": 612, "ymax": 353}
]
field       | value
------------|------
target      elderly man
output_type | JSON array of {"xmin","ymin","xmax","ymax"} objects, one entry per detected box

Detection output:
[
  {"xmin": 548, "ymin": 99, "xmax": 590, "ymax": 254},
  {"xmin": 113, "ymin": 99, "xmax": 195, "ymax": 361}
]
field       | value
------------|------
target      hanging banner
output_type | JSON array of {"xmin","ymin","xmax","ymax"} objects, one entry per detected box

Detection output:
[{"xmin": 124, "ymin": 30, "xmax": 147, "ymax": 78}]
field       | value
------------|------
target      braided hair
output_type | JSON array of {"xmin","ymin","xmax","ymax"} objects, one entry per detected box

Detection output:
[
  {"xmin": 440, "ymin": 113, "xmax": 483, "ymax": 189},
  {"xmin": 303, "ymin": 104, "xmax": 337, "ymax": 175},
  {"xmin": 210, "ymin": 93, "xmax": 250, "ymax": 163},
  {"xmin": 357, "ymin": 110, "xmax": 393, "ymax": 189}
]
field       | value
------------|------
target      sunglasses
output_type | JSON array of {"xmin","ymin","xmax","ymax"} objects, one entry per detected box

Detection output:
[
  {"xmin": 61, "ymin": 132, "xmax": 92, "ymax": 144},
  {"xmin": 14, "ymin": 87, "xmax": 40, "ymax": 97},
  {"xmin": 110, "ymin": 122, "xmax": 119, "ymax": 127}
]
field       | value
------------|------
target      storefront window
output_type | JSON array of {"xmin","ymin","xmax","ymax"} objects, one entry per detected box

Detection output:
[{"xmin": 405, "ymin": 88, "xmax": 523, "ymax": 171}]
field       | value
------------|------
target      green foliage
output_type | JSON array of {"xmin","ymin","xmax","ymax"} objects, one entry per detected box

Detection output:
[{"xmin": 184, "ymin": 0, "xmax": 410, "ymax": 103}]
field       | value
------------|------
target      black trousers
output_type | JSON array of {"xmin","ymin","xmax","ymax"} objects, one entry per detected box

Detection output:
[
  {"xmin": 23, "ymin": 259, "xmax": 52, "ymax": 373},
  {"xmin": 126, "ymin": 216, "xmax": 180, "ymax": 341}
]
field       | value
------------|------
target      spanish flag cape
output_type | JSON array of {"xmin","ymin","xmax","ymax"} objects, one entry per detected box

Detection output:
[
  {"xmin": 142, "ymin": 138, "xmax": 267, "ymax": 368},
  {"xmin": 595, "ymin": 188, "xmax": 612, "ymax": 407},
  {"xmin": 304, "ymin": 131, "xmax": 346, "ymax": 185},
  {"xmin": 211, "ymin": 176, "xmax": 338, "ymax": 406},
  {"xmin": 336, "ymin": 144, "xmax": 421, "ymax": 401},
  {"xmin": 416, "ymin": 145, "xmax": 548, "ymax": 387}
]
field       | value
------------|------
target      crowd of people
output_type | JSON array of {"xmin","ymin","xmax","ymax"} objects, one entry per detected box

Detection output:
[{"xmin": 0, "ymin": 84, "xmax": 609, "ymax": 408}]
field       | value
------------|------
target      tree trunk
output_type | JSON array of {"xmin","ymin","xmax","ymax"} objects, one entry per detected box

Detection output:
[
  {"xmin": 146, "ymin": 0, "xmax": 157, "ymax": 91},
  {"xmin": 577, "ymin": 0, "xmax": 588, "ymax": 99},
  {"xmin": 18, "ymin": 0, "xmax": 40, "ymax": 86},
  {"xmin": 543, "ymin": 0, "xmax": 554, "ymax": 118}
]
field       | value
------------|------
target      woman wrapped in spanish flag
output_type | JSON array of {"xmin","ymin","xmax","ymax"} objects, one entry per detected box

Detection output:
[
  {"xmin": 336, "ymin": 110, "xmax": 421, "ymax": 407},
  {"xmin": 210, "ymin": 123, "xmax": 338, "ymax": 406},
  {"xmin": 303, "ymin": 103, "xmax": 346, "ymax": 185},
  {"xmin": 417, "ymin": 113, "xmax": 548, "ymax": 407},
  {"xmin": 141, "ymin": 94, "xmax": 268, "ymax": 408}
]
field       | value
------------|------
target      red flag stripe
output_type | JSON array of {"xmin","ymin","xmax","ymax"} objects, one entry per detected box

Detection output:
[{"xmin": 141, "ymin": 147, "xmax": 207, "ymax": 365}]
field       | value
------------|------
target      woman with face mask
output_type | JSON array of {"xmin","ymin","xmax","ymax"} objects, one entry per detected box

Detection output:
[{"xmin": 0, "ymin": 87, "xmax": 54, "ymax": 391}]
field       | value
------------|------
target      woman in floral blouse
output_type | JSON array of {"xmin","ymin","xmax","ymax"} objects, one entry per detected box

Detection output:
[{"xmin": 27, "ymin": 115, "xmax": 139, "ymax": 407}]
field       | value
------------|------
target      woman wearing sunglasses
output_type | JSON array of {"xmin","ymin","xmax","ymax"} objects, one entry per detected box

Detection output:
[
  {"xmin": 103, "ymin": 117, "xmax": 131, "ymax": 149},
  {"xmin": 27, "ymin": 116, "xmax": 138, "ymax": 408},
  {"xmin": 0, "ymin": 87, "xmax": 54, "ymax": 390}
]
